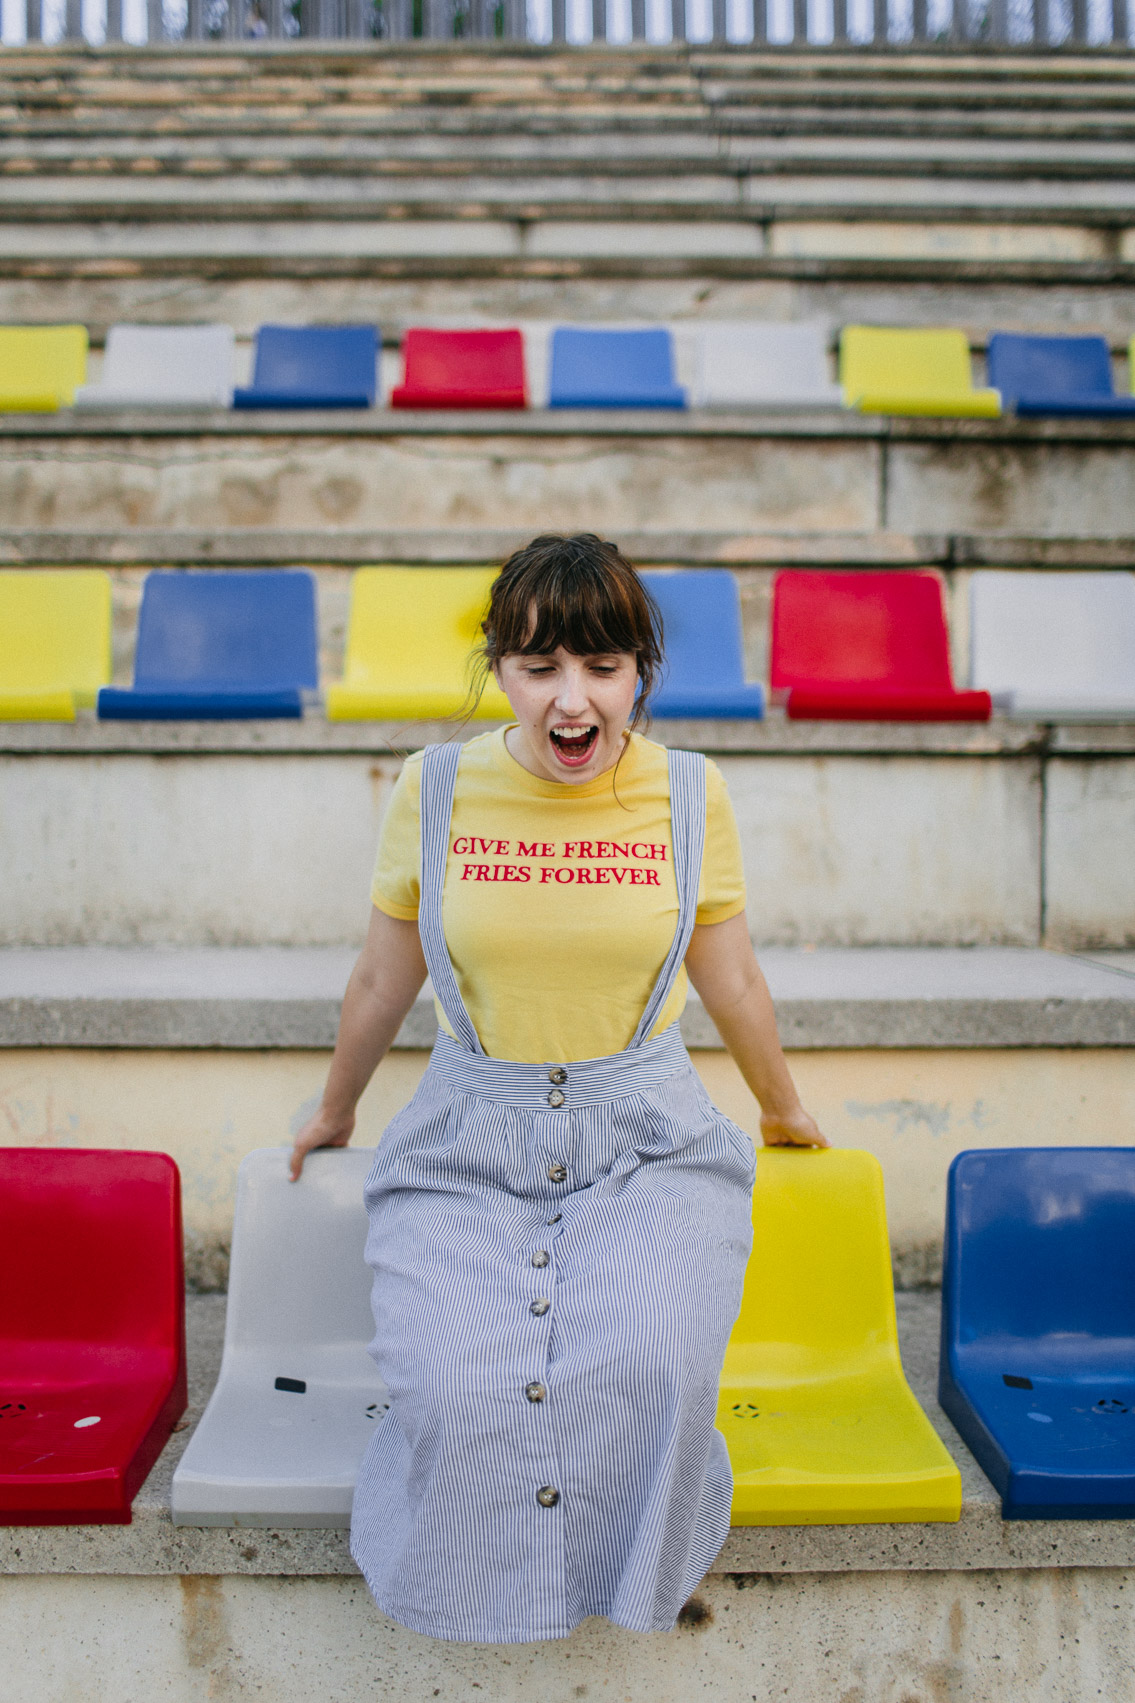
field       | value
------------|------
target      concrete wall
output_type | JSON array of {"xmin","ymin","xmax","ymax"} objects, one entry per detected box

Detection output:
[
  {"xmin": 1, "ymin": 1567, "xmax": 1131, "ymax": 1703},
  {"xmin": 3, "ymin": 1044, "xmax": 1131, "ymax": 1290},
  {"xmin": 5, "ymin": 746, "xmax": 1131, "ymax": 949}
]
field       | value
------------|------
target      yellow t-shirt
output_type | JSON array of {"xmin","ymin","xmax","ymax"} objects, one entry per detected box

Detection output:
[{"xmin": 371, "ymin": 728, "xmax": 746, "ymax": 1064}]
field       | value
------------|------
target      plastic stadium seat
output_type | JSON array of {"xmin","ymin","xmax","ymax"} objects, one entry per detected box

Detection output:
[
  {"xmin": 970, "ymin": 570, "xmax": 1135, "ymax": 720},
  {"xmin": 641, "ymin": 570, "xmax": 764, "ymax": 718},
  {"xmin": 692, "ymin": 322, "xmax": 842, "ymax": 409},
  {"xmin": 0, "ymin": 325, "xmax": 88, "ymax": 411},
  {"xmin": 987, "ymin": 332, "xmax": 1135, "ymax": 418},
  {"xmin": 0, "ymin": 570, "xmax": 112, "ymax": 721},
  {"xmin": 173, "ymin": 1147, "xmax": 388, "ymax": 1527},
  {"xmin": 939, "ymin": 1148, "xmax": 1135, "ymax": 1520},
  {"xmin": 390, "ymin": 328, "xmax": 527, "ymax": 409},
  {"xmin": 325, "ymin": 566, "xmax": 512, "ymax": 721},
  {"xmin": 720, "ymin": 1148, "xmax": 961, "ymax": 1524},
  {"xmin": 75, "ymin": 324, "xmax": 235, "ymax": 409},
  {"xmin": 548, "ymin": 327, "xmax": 686, "ymax": 409},
  {"xmin": 232, "ymin": 325, "xmax": 377, "ymax": 409},
  {"xmin": 840, "ymin": 327, "xmax": 1001, "ymax": 418},
  {"xmin": 0, "ymin": 1148, "xmax": 186, "ymax": 1525},
  {"xmin": 770, "ymin": 570, "xmax": 992, "ymax": 721},
  {"xmin": 97, "ymin": 569, "xmax": 318, "ymax": 720}
]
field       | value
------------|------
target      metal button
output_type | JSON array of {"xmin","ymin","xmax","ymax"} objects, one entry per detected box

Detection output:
[
  {"xmin": 530, "ymin": 1298, "xmax": 550, "ymax": 1316},
  {"xmin": 531, "ymin": 1249, "xmax": 549, "ymax": 1268},
  {"xmin": 547, "ymin": 1163, "xmax": 567, "ymax": 1184},
  {"xmin": 547, "ymin": 1089, "xmax": 566, "ymax": 1108},
  {"xmin": 536, "ymin": 1485, "xmax": 560, "ymax": 1508},
  {"xmin": 525, "ymin": 1382, "xmax": 546, "ymax": 1403},
  {"xmin": 548, "ymin": 1068, "xmax": 568, "ymax": 1086}
]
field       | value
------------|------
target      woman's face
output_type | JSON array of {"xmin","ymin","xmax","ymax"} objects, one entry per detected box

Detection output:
[{"xmin": 495, "ymin": 646, "xmax": 639, "ymax": 784}]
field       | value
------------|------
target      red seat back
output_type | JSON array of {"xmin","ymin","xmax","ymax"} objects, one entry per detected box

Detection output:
[
  {"xmin": 392, "ymin": 328, "xmax": 526, "ymax": 408},
  {"xmin": 0, "ymin": 1149, "xmax": 183, "ymax": 1358},
  {"xmin": 770, "ymin": 570, "xmax": 956, "ymax": 693}
]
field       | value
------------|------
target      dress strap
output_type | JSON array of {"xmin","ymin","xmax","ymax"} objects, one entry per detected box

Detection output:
[
  {"xmin": 629, "ymin": 747, "xmax": 707, "ymax": 1050},
  {"xmin": 418, "ymin": 741, "xmax": 485, "ymax": 1056}
]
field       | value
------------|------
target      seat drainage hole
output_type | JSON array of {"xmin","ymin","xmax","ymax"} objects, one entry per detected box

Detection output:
[
  {"xmin": 1003, "ymin": 1375, "xmax": 1033, "ymax": 1390},
  {"xmin": 1095, "ymin": 1398, "xmax": 1129, "ymax": 1414},
  {"xmin": 274, "ymin": 1377, "xmax": 306, "ymax": 1394},
  {"xmin": 730, "ymin": 1403, "xmax": 760, "ymax": 1419},
  {"xmin": 0, "ymin": 1403, "xmax": 28, "ymax": 1418},
  {"xmin": 365, "ymin": 1402, "xmax": 390, "ymax": 1420},
  {"xmin": 74, "ymin": 1416, "xmax": 101, "ymax": 1429}
]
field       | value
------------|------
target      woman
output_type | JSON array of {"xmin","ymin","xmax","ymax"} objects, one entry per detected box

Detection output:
[{"xmin": 291, "ymin": 534, "xmax": 826, "ymax": 1643}]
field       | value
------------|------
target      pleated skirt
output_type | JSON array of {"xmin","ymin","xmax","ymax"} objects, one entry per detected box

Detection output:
[{"xmin": 350, "ymin": 1024, "xmax": 755, "ymax": 1644}]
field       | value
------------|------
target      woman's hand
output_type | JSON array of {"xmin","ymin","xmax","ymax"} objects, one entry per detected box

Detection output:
[
  {"xmin": 289, "ymin": 1107, "xmax": 355, "ymax": 1181},
  {"xmin": 759, "ymin": 1105, "xmax": 829, "ymax": 1149}
]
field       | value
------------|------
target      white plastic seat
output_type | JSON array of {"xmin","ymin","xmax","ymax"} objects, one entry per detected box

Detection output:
[
  {"xmin": 970, "ymin": 570, "xmax": 1135, "ymax": 720},
  {"xmin": 172, "ymin": 1146, "xmax": 386, "ymax": 1528},
  {"xmin": 74, "ymin": 324, "xmax": 234, "ymax": 409},
  {"xmin": 691, "ymin": 322, "xmax": 843, "ymax": 409}
]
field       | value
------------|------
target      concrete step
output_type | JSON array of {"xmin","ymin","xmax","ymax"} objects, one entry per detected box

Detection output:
[
  {"xmin": 2, "ymin": 719, "xmax": 1132, "ymax": 954},
  {"xmin": 1, "ymin": 1290, "xmax": 1132, "ymax": 1699},
  {"xmin": 0, "ymin": 945, "xmax": 1132, "ymax": 1288},
  {"xmin": 1, "ymin": 410, "xmax": 1134, "ymax": 543}
]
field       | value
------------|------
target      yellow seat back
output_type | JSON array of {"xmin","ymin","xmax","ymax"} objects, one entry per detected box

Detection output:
[
  {"xmin": 0, "ymin": 326, "xmax": 88, "ymax": 411},
  {"xmin": 840, "ymin": 326, "xmax": 1001, "ymax": 418},
  {"xmin": 0, "ymin": 570, "xmax": 112, "ymax": 720},
  {"xmin": 326, "ymin": 567, "xmax": 512, "ymax": 722},
  {"xmin": 720, "ymin": 1148, "xmax": 961, "ymax": 1524}
]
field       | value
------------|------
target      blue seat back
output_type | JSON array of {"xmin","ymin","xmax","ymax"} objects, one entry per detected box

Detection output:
[
  {"xmin": 549, "ymin": 328, "xmax": 685, "ymax": 406},
  {"xmin": 987, "ymin": 334, "xmax": 1117, "ymax": 406},
  {"xmin": 133, "ymin": 571, "xmax": 318, "ymax": 691},
  {"xmin": 944, "ymin": 1148, "xmax": 1135, "ymax": 1351},
  {"xmin": 250, "ymin": 326, "xmax": 378, "ymax": 403},
  {"xmin": 642, "ymin": 569, "xmax": 748, "ymax": 691}
]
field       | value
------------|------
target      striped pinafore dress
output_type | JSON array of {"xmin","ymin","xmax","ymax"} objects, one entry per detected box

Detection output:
[{"xmin": 350, "ymin": 740, "xmax": 756, "ymax": 1643}]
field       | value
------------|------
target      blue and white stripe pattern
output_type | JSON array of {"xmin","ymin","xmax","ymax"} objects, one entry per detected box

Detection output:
[{"xmin": 350, "ymin": 740, "xmax": 755, "ymax": 1643}]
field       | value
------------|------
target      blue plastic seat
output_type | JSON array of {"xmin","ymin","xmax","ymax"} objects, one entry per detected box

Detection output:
[
  {"xmin": 986, "ymin": 333, "xmax": 1135, "ymax": 417},
  {"xmin": 548, "ymin": 328, "xmax": 686, "ymax": 409},
  {"xmin": 939, "ymin": 1147, "xmax": 1135, "ymax": 1520},
  {"xmin": 232, "ymin": 326, "xmax": 378, "ymax": 409},
  {"xmin": 98, "ymin": 570, "xmax": 318, "ymax": 720},
  {"xmin": 641, "ymin": 570, "xmax": 764, "ymax": 718}
]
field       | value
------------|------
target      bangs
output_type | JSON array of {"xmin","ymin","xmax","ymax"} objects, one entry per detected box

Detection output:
[{"xmin": 493, "ymin": 555, "xmax": 654, "ymax": 660}]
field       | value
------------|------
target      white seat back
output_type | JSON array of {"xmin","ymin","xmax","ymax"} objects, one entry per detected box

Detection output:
[
  {"xmin": 224, "ymin": 1145, "xmax": 375, "ymax": 1356},
  {"xmin": 82, "ymin": 324, "xmax": 234, "ymax": 405},
  {"xmin": 971, "ymin": 571, "xmax": 1135, "ymax": 715},
  {"xmin": 692, "ymin": 322, "xmax": 842, "ymax": 408}
]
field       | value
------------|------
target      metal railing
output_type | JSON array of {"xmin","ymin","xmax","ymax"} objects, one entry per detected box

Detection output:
[{"xmin": 12, "ymin": 0, "xmax": 1133, "ymax": 48}]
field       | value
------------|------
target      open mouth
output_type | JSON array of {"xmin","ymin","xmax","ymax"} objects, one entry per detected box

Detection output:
[{"xmin": 549, "ymin": 724, "xmax": 599, "ymax": 766}]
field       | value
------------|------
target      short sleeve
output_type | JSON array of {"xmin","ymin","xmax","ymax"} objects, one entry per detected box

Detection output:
[
  {"xmin": 370, "ymin": 753, "xmax": 423, "ymax": 921},
  {"xmin": 696, "ymin": 760, "xmax": 746, "ymax": 925}
]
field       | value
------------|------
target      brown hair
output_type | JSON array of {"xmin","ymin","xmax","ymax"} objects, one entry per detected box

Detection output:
[{"xmin": 475, "ymin": 534, "xmax": 664, "ymax": 733}]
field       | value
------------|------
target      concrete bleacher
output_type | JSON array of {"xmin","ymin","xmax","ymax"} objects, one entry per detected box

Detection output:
[{"xmin": 2, "ymin": 38, "xmax": 1135, "ymax": 1701}]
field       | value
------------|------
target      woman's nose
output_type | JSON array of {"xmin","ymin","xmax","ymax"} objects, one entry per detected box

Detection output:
[{"xmin": 554, "ymin": 669, "xmax": 590, "ymax": 715}]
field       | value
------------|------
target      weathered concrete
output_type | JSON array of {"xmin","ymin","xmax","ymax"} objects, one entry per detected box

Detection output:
[
  {"xmin": 4, "ymin": 946, "xmax": 1133, "ymax": 1050},
  {"xmin": 1, "ymin": 1038, "xmax": 1131, "ymax": 1288},
  {"xmin": 1045, "ymin": 759, "xmax": 1135, "ymax": 951}
]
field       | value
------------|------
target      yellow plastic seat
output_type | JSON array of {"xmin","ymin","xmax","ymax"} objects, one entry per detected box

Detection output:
[
  {"xmin": 0, "ymin": 326, "xmax": 88, "ymax": 412},
  {"xmin": 720, "ymin": 1147, "xmax": 961, "ymax": 1525},
  {"xmin": 0, "ymin": 570, "xmax": 112, "ymax": 721},
  {"xmin": 326, "ymin": 567, "xmax": 512, "ymax": 721},
  {"xmin": 840, "ymin": 326, "xmax": 1001, "ymax": 419}
]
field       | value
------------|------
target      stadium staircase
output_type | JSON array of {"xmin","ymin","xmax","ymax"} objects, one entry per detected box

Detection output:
[{"xmin": 0, "ymin": 41, "xmax": 1133, "ymax": 1701}]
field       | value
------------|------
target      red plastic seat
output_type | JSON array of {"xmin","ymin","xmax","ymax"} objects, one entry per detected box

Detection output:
[
  {"xmin": 0, "ymin": 1149, "xmax": 186, "ymax": 1525},
  {"xmin": 770, "ymin": 570, "xmax": 992, "ymax": 722},
  {"xmin": 390, "ymin": 328, "xmax": 527, "ymax": 409}
]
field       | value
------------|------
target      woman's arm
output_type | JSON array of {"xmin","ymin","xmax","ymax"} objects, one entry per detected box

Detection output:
[
  {"xmin": 289, "ymin": 907, "xmax": 429, "ymax": 1179},
  {"xmin": 684, "ymin": 912, "xmax": 828, "ymax": 1149}
]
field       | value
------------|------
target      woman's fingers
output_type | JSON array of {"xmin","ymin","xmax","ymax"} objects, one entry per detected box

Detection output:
[
  {"xmin": 288, "ymin": 1116, "xmax": 354, "ymax": 1181},
  {"xmin": 759, "ymin": 1109, "xmax": 830, "ymax": 1150}
]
